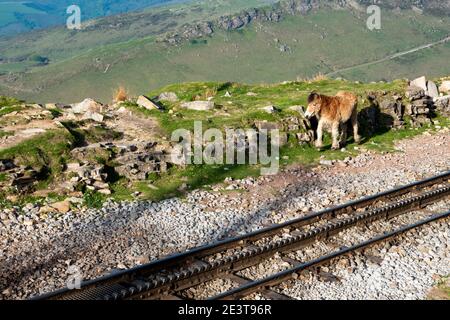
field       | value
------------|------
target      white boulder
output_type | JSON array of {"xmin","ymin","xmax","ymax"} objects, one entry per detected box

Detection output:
[{"xmin": 181, "ymin": 101, "xmax": 215, "ymax": 111}]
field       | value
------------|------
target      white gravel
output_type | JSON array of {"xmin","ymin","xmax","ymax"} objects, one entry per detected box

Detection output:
[{"xmin": 0, "ymin": 129, "xmax": 449, "ymax": 300}]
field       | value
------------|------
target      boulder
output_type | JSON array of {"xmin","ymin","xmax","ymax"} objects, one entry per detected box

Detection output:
[
  {"xmin": 0, "ymin": 159, "xmax": 15, "ymax": 172},
  {"xmin": 288, "ymin": 105, "xmax": 305, "ymax": 114},
  {"xmin": 181, "ymin": 101, "xmax": 215, "ymax": 111},
  {"xmin": 83, "ymin": 111, "xmax": 104, "ymax": 122},
  {"xmin": 427, "ymin": 80, "xmax": 439, "ymax": 98},
  {"xmin": 410, "ymin": 76, "xmax": 427, "ymax": 92},
  {"xmin": 72, "ymin": 98, "xmax": 103, "ymax": 114},
  {"xmin": 405, "ymin": 85, "xmax": 425, "ymax": 101},
  {"xmin": 434, "ymin": 96, "xmax": 450, "ymax": 113},
  {"xmin": 137, "ymin": 95, "xmax": 162, "ymax": 110},
  {"xmin": 439, "ymin": 81, "xmax": 450, "ymax": 94},
  {"xmin": 157, "ymin": 92, "xmax": 178, "ymax": 102},
  {"xmin": 50, "ymin": 200, "xmax": 71, "ymax": 213},
  {"xmin": 260, "ymin": 105, "xmax": 279, "ymax": 114}
]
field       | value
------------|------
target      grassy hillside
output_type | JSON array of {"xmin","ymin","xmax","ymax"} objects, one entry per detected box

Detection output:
[
  {"xmin": 1, "ymin": 77, "xmax": 449, "ymax": 206},
  {"xmin": 2, "ymin": 7, "xmax": 449, "ymax": 103}
]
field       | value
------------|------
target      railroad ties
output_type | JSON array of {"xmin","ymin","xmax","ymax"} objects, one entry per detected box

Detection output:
[{"xmin": 34, "ymin": 171, "xmax": 450, "ymax": 301}]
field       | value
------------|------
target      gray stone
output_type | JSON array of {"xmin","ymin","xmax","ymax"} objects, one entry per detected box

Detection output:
[
  {"xmin": 439, "ymin": 81, "xmax": 450, "ymax": 94},
  {"xmin": 426, "ymin": 81, "xmax": 439, "ymax": 98},
  {"xmin": 72, "ymin": 98, "xmax": 103, "ymax": 114},
  {"xmin": 410, "ymin": 76, "xmax": 427, "ymax": 92},
  {"xmin": 181, "ymin": 101, "xmax": 215, "ymax": 111},
  {"xmin": 260, "ymin": 105, "xmax": 278, "ymax": 114},
  {"xmin": 405, "ymin": 86, "xmax": 425, "ymax": 101},
  {"xmin": 288, "ymin": 105, "xmax": 305, "ymax": 114},
  {"xmin": 157, "ymin": 92, "xmax": 178, "ymax": 102},
  {"xmin": 254, "ymin": 121, "xmax": 281, "ymax": 131},
  {"xmin": 137, "ymin": 95, "xmax": 162, "ymax": 111},
  {"xmin": 83, "ymin": 111, "xmax": 104, "ymax": 122}
]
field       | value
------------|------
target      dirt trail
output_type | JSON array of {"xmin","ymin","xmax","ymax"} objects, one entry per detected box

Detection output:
[{"xmin": 326, "ymin": 36, "xmax": 450, "ymax": 77}]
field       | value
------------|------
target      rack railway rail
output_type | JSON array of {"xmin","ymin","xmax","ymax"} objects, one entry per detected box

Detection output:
[{"xmin": 34, "ymin": 171, "xmax": 450, "ymax": 301}]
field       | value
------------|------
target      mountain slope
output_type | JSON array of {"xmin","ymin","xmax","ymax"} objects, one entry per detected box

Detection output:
[
  {"xmin": 1, "ymin": 0, "xmax": 450, "ymax": 103},
  {"xmin": 0, "ymin": 0, "xmax": 192, "ymax": 36}
]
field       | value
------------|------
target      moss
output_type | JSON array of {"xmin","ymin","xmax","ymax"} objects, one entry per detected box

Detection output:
[
  {"xmin": 0, "ymin": 129, "xmax": 75, "ymax": 181},
  {"xmin": 83, "ymin": 190, "xmax": 106, "ymax": 209}
]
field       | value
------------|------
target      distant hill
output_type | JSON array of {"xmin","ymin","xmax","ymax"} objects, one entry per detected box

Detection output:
[
  {"xmin": 1, "ymin": 0, "xmax": 450, "ymax": 103},
  {"xmin": 0, "ymin": 0, "xmax": 191, "ymax": 36}
]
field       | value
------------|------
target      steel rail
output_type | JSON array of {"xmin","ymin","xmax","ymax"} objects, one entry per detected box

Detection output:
[
  {"xmin": 209, "ymin": 210, "xmax": 450, "ymax": 300},
  {"xmin": 122, "ymin": 185, "xmax": 449, "ymax": 300},
  {"xmin": 34, "ymin": 171, "xmax": 450, "ymax": 300}
]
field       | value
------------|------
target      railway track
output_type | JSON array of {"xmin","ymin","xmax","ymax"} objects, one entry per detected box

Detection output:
[{"xmin": 34, "ymin": 171, "xmax": 450, "ymax": 301}]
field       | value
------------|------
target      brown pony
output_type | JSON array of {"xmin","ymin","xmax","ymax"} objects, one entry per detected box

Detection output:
[{"xmin": 305, "ymin": 91, "xmax": 361, "ymax": 150}]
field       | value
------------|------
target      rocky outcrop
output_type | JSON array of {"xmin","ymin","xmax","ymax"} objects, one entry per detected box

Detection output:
[
  {"xmin": 161, "ymin": 0, "xmax": 323, "ymax": 45},
  {"xmin": 161, "ymin": 0, "xmax": 450, "ymax": 45}
]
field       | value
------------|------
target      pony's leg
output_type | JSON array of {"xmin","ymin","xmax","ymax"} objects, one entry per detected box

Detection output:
[
  {"xmin": 352, "ymin": 110, "xmax": 361, "ymax": 144},
  {"xmin": 315, "ymin": 119, "xmax": 324, "ymax": 149},
  {"xmin": 331, "ymin": 121, "xmax": 340, "ymax": 150},
  {"xmin": 339, "ymin": 122, "xmax": 348, "ymax": 148}
]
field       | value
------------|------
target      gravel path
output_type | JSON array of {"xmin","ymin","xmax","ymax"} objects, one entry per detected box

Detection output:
[{"xmin": 0, "ymin": 129, "xmax": 449, "ymax": 300}]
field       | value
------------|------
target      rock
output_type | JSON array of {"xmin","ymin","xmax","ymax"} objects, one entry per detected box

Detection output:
[
  {"xmin": 260, "ymin": 105, "xmax": 279, "ymax": 114},
  {"xmin": 1, "ymin": 288, "xmax": 12, "ymax": 297},
  {"xmin": 6, "ymin": 195, "xmax": 17, "ymax": 202},
  {"xmin": 83, "ymin": 111, "xmax": 104, "ymax": 122},
  {"xmin": 246, "ymin": 92, "xmax": 258, "ymax": 96},
  {"xmin": 50, "ymin": 200, "xmax": 71, "ymax": 213},
  {"xmin": 288, "ymin": 105, "xmax": 305, "ymax": 114},
  {"xmin": 137, "ymin": 95, "xmax": 162, "ymax": 111},
  {"xmin": 296, "ymin": 132, "xmax": 314, "ymax": 144},
  {"xmin": 427, "ymin": 81, "xmax": 439, "ymax": 98},
  {"xmin": 320, "ymin": 160, "xmax": 334, "ymax": 166},
  {"xmin": 93, "ymin": 181, "xmax": 109, "ymax": 190},
  {"xmin": 0, "ymin": 159, "xmax": 15, "ymax": 172},
  {"xmin": 72, "ymin": 98, "xmax": 103, "ymax": 114},
  {"xmin": 23, "ymin": 219, "xmax": 34, "ymax": 226},
  {"xmin": 181, "ymin": 101, "xmax": 215, "ymax": 111},
  {"xmin": 439, "ymin": 81, "xmax": 450, "ymax": 94},
  {"xmin": 254, "ymin": 121, "xmax": 281, "ymax": 131},
  {"xmin": 405, "ymin": 85, "xmax": 425, "ymax": 101},
  {"xmin": 98, "ymin": 189, "xmax": 111, "ymax": 195},
  {"xmin": 39, "ymin": 205, "xmax": 56, "ymax": 214},
  {"xmin": 410, "ymin": 76, "xmax": 427, "ymax": 92},
  {"xmin": 224, "ymin": 91, "xmax": 232, "ymax": 97},
  {"xmin": 157, "ymin": 92, "xmax": 178, "ymax": 102}
]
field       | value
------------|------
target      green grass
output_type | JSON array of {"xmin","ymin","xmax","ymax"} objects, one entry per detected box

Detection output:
[
  {"xmin": 0, "ymin": 129, "xmax": 75, "ymax": 177},
  {"xmin": 83, "ymin": 190, "xmax": 107, "ymax": 209},
  {"xmin": 0, "ymin": 76, "xmax": 448, "ymax": 205}
]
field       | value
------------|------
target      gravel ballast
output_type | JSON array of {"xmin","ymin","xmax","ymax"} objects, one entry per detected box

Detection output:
[{"xmin": 0, "ymin": 130, "xmax": 449, "ymax": 300}]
